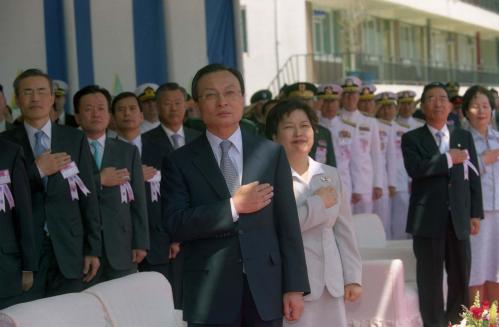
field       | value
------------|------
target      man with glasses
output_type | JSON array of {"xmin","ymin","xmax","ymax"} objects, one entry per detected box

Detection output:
[
  {"xmin": 1, "ymin": 69, "xmax": 101, "ymax": 300},
  {"xmin": 161, "ymin": 64, "xmax": 309, "ymax": 326},
  {"xmin": 401, "ymin": 82, "xmax": 483, "ymax": 327}
]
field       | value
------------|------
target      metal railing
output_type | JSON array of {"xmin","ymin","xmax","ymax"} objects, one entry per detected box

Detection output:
[{"xmin": 267, "ymin": 52, "xmax": 499, "ymax": 94}]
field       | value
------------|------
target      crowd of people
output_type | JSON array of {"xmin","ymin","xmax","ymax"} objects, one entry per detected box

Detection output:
[{"xmin": 0, "ymin": 64, "xmax": 498, "ymax": 327}]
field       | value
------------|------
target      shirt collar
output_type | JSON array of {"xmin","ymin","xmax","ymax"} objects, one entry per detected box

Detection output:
[
  {"xmin": 206, "ymin": 127, "xmax": 243, "ymax": 155},
  {"xmin": 426, "ymin": 124, "xmax": 449, "ymax": 137},
  {"xmin": 24, "ymin": 119, "xmax": 52, "ymax": 139},
  {"xmin": 291, "ymin": 156, "xmax": 325, "ymax": 183},
  {"xmin": 162, "ymin": 124, "xmax": 185, "ymax": 139},
  {"xmin": 88, "ymin": 134, "xmax": 106, "ymax": 148}
]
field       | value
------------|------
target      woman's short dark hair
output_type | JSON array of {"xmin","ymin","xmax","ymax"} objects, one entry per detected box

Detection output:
[
  {"xmin": 462, "ymin": 85, "xmax": 495, "ymax": 118},
  {"xmin": 191, "ymin": 64, "xmax": 245, "ymax": 102},
  {"xmin": 265, "ymin": 99, "xmax": 318, "ymax": 139},
  {"xmin": 73, "ymin": 85, "xmax": 112, "ymax": 113},
  {"xmin": 111, "ymin": 92, "xmax": 142, "ymax": 114}
]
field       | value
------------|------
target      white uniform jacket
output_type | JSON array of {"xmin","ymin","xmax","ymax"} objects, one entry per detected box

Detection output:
[
  {"xmin": 292, "ymin": 157, "xmax": 362, "ymax": 301},
  {"xmin": 341, "ymin": 109, "xmax": 383, "ymax": 193}
]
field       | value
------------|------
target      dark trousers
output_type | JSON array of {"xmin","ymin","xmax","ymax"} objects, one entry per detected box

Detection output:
[
  {"xmin": 413, "ymin": 220, "xmax": 471, "ymax": 327},
  {"xmin": 188, "ymin": 275, "xmax": 282, "ymax": 327},
  {"xmin": 19, "ymin": 236, "xmax": 84, "ymax": 302}
]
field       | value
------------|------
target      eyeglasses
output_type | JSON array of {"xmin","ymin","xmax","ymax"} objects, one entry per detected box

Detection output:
[
  {"xmin": 21, "ymin": 88, "xmax": 51, "ymax": 97},
  {"xmin": 198, "ymin": 90, "xmax": 242, "ymax": 102},
  {"xmin": 425, "ymin": 95, "xmax": 449, "ymax": 103}
]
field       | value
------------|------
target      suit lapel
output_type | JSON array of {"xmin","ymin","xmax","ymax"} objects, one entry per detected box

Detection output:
[
  {"xmin": 185, "ymin": 127, "xmax": 198, "ymax": 144},
  {"xmin": 421, "ymin": 124, "xmax": 439, "ymax": 154},
  {"xmin": 101, "ymin": 137, "xmax": 113, "ymax": 168},
  {"xmin": 241, "ymin": 130, "xmax": 263, "ymax": 185},
  {"xmin": 191, "ymin": 135, "xmax": 230, "ymax": 199},
  {"xmin": 12, "ymin": 126, "xmax": 35, "ymax": 163}
]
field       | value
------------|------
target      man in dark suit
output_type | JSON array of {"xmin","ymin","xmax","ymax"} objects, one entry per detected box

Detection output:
[
  {"xmin": 162, "ymin": 64, "xmax": 310, "ymax": 326},
  {"xmin": 402, "ymin": 82, "xmax": 483, "ymax": 327},
  {"xmin": 0, "ymin": 139, "xmax": 37, "ymax": 309},
  {"xmin": 74, "ymin": 85, "xmax": 149, "ymax": 282},
  {"xmin": 140, "ymin": 82, "xmax": 200, "ymax": 307},
  {"xmin": 2, "ymin": 69, "xmax": 101, "ymax": 300}
]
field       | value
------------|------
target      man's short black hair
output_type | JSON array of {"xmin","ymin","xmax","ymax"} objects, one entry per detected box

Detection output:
[
  {"xmin": 111, "ymin": 92, "xmax": 142, "ymax": 114},
  {"xmin": 421, "ymin": 82, "xmax": 449, "ymax": 103},
  {"xmin": 156, "ymin": 82, "xmax": 188, "ymax": 101},
  {"xmin": 73, "ymin": 85, "xmax": 112, "ymax": 114},
  {"xmin": 191, "ymin": 64, "xmax": 245, "ymax": 102},
  {"xmin": 265, "ymin": 99, "xmax": 318, "ymax": 139},
  {"xmin": 13, "ymin": 68, "xmax": 53, "ymax": 97},
  {"xmin": 462, "ymin": 85, "xmax": 495, "ymax": 118},
  {"xmin": 0, "ymin": 84, "xmax": 3, "ymax": 93}
]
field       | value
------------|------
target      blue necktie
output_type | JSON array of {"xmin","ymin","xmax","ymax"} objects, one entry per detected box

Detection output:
[
  {"xmin": 34, "ymin": 130, "xmax": 48, "ymax": 188},
  {"xmin": 90, "ymin": 140, "xmax": 102, "ymax": 169}
]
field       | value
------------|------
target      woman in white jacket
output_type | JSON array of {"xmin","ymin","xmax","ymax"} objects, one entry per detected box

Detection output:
[{"xmin": 266, "ymin": 99, "xmax": 362, "ymax": 326}]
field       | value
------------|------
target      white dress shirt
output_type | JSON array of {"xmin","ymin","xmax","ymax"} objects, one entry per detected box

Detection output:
[
  {"xmin": 426, "ymin": 124, "xmax": 453, "ymax": 168},
  {"xmin": 118, "ymin": 134, "xmax": 142, "ymax": 155},
  {"xmin": 206, "ymin": 127, "xmax": 243, "ymax": 221},
  {"xmin": 162, "ymin": 124, "xmax": 185, "ymax": 148},
  {"xmin": 87, "ymin": 134, "xmax": 106, "ymax": 154},
  {"xmin": 140, "ymin": 120, "xmax": 160, "ymax": 133}
]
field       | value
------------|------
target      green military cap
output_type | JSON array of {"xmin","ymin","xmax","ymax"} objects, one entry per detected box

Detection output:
[
  {"xmin": 250, "ymin": 90, "xmax": 272, "ymax": 104},
  {"xmin": 285, "ymin": 82, "xmax": 317, "ymax": 100}
]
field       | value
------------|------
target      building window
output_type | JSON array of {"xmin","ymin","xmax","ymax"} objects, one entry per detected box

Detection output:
[
  {"xmin": 312, "ymin": 9, "xmax": 334, "ymax": 54},
  {"xmin": 362, "ymin": 17, "xmax": 383, "ymax": 58},
  {"xmin": 240, "ymin": 7, "xmax": 248, "ymax": 53}
]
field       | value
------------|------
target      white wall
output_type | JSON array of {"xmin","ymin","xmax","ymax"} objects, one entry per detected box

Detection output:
[
  {"xmin": 0, "ymin": 0, "xmax": 47, "ymax": 108},
  {"xmin": 91, "ymin": 0, "xmax": 137, "ymax": 93},
  {"xmin": 164, "ymin": 0, "xmax": 208, "ymax": 93},
  {"xmin": 240, "ymin": 0, "xmax": 307, "ymax": 101}
]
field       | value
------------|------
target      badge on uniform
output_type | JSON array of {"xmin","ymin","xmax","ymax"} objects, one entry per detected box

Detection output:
[
  {"xmin": 60, "ymin": 162, "xmax": 91, "ymax": 200},
  {"xmin": 148, "ymin": 171, "xmax": 161, "ymax": 202},
  {"xmin": 0, "ymin": 170, "xmax": 15, "ymax": 212},
  {"xmin": 320, "ymin": 175, "xmax": 331, "ymax": 183}
]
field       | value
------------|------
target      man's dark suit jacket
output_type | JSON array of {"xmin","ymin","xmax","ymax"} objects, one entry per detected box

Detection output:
[
  {"xmin": 402, "ymin": 125, "xmax": 483, "ymax": 239},
  {"xmin": 141, "ymin": 125, "xmax": 200, "ymax": 265},
  {"xmin": 0, "ymin": 139, "xmax": 37, "ymax": 298},
  {"xmin": 95, "ymin": 138, "xmax": 149, "ymax": 270},
  {"xmin": 161, "ymin": 129, "xmax": 310, "ymax": 324},
  {"xmin": 2, "ymin": 124, "xmax": 101, "ymax": 278}
]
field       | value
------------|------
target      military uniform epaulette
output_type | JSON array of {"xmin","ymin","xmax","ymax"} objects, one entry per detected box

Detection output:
[
  {"xmin": 414, "ymin": 117, "xmax": 425, "ymax": 123},
  {"xmin": 396, "ymin": 121, "xmax": 410, "ymax": 129},
  {"xmin": 360, "ymin": 111, "xmax": 373, "ymax": 117},
  {"xmin": 341, "ymin": 118, "xmax": 356, "ymax": 128},
  {"xmin": 377, "ymin": 118, "xmax": 392, "ymax": 126}
]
